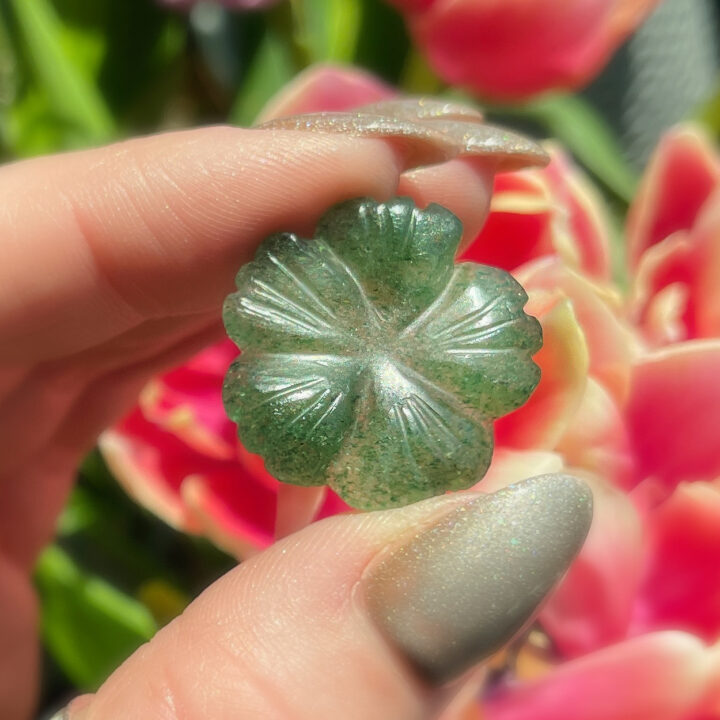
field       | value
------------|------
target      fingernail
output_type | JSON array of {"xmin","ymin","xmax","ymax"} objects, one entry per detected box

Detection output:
[
  {"xmin": 48, "ymin": 711, "xmax": 70, "ymax": 720},
  {"xmin": 52, "ymin": 695, "xmax": 92, "ymax": 720},
  {"xmin": 358, "ymin": 97, "xmax": 485, "ymax": 122},
  {"xmin": 258, "ymin": 104, "xmax": 548, "ymax": 172},
  {"xmin": 364, "ymin": 474, "xmax": 592, "ymax": 685}
]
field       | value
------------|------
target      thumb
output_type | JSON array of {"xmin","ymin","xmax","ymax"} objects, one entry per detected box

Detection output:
[{"xmin": 65, "ymin": 474, "xmax": 592, "ymax": 720}]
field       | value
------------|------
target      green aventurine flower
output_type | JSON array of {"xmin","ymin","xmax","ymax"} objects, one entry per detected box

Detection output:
[{"xmin": 223, "ymin": 198, "xmax": 542, "ymax": 510}]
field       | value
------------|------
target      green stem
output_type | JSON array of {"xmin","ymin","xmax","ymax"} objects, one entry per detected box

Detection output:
[{"xmin": 9, "ymin": 0, "xmax": 115, "ymax": 143}]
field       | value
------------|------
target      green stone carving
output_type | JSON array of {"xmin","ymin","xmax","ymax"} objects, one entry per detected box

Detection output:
[{"xmin": 223, "ymin": 197, "xmax": 542, "ymax": 510}]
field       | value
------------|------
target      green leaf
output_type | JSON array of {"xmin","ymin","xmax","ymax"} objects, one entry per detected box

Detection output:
[
  {"xmin": 230, "ymin": 20, "xmax": 297, "ymax": 126},
  {"xmin": 0, "ymin": 7, "xmax": 20, "ymax": 157},
  {"xmin": 695, "ymin": 81, "xmax": 720, "ymax": 140},
  {"xmin": 9, "ymin": 0, "xmax": 114, "ymax": 144},
  {"xmin": 4, "ymin": 86, "xmax": 81, "ymax": 156},
  {"xmin": 291, "ymin": 0, "xmax": 362, "ymax": 64},
  {"xmin": 0, "ymin": 6, "xmax": 18, "ymax": 106},
  {"xmin": 35, "ymin": 545, "xmax": 156, "ymax": 690},
  {"xmin": 353, "ymin": 0, "xmax": 410, "ymax": 84},
  {"xmin": 96, "ymin": 2, "xmax": 187, "ymax": 126},
  {"xmin": 504, "ymin": 94, "xmax": 638, "ymax": 203},
  {"xmin": 399, "ymin": 46, "xmax": 442, "ymax": 95}
]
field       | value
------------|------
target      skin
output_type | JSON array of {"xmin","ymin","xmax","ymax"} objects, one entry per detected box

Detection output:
[{"xmin": 0, "ymin": 126, "xmax": 495, "ymax": 720}]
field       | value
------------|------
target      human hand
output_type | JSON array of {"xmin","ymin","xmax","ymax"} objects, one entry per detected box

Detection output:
[{"xmin": 0, "ymin": 105, "xmax": 590, "ymax": 719}]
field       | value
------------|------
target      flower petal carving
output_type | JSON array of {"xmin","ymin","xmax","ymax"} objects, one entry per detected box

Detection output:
[
  {"xmin": 316, "ymin": 197, "xmax": 462, "ymax": 329},
  {"xmin": 327, "ymin": 358, "xmax": 494, "ymax": 510},
  {"xmin": 224, "ymin": 353, "xmax": 363, "ymax": 486},
  {"xmin": 223, "ymin": 197, "xmax": 542, "ymax": 509},
  {"xmin": 223, "ymin": 232, "xmax": 371, "ymax": 354},
  {"xmin": 397, "ymin": 263, "xmax": 542, "ymax": 416}
]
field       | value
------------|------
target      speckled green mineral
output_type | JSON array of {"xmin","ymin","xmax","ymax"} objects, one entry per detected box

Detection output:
[{"xmin": 223, "ymin": 197, "xmax": 542, "ymax": 510}]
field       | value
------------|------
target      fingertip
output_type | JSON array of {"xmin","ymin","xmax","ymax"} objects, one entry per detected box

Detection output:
[{"xmin": 398, "ymin": 158, "xmax": 494, "ymax": 249}]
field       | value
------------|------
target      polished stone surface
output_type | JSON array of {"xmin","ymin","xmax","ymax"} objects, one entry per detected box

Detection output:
[{"xmin": 223, "ymin": 197, "xmax": 542, "ymax": 509}]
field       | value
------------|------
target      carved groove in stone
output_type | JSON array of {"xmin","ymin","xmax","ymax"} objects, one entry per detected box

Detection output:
[{"xmin": 223, "ymin": 197, "xmax": 542, "ymax": 509}]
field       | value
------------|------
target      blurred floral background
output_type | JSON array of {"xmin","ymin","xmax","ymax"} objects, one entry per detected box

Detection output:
[{"xmin": 2, "ymin": 0, "xmax": 720, "ymax": 718}]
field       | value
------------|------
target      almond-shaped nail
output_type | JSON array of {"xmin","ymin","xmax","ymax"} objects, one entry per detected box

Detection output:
[
  {"xmin": 364, "ymin": 474, "xmax": 592, "ymax": 685},
  {"xmin": 49, "ymin": 694, "xmax": 92, "ymax": 719},
  {"xmin": 357, "ymin": 97, "xmax": 485, "ymax": 122},
  {"xmin": 48, "ymin": 709, "xmax": 70, "ymax": 720},
  {"xmin": 258, "ymin": 110, "xmax": 548, "ymax": 171}
]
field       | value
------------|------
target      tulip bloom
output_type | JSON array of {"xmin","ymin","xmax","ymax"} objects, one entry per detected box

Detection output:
[
  {"xmin": 388, "ymin": 0, "xmax": 660, "ymax": 100},
  {"xmin": 457, "ymin": 114, "xmax": 720, "ymax": 720}
]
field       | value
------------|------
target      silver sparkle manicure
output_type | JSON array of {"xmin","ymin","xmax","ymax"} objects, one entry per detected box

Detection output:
[
  {"xmin": 257, "ymin": 97, "xmax": 548, "ymax": 171},
  {"xmin": 364, "ymin": 474, "xmax": 593, "ymax": 684},
  {"xmin": 359, "ymin": 97, "xmax": 485, "ymax": 122}
]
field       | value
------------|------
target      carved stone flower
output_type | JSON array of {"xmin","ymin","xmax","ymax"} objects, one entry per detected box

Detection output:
[{"xmin": 223, "ymin": 197, "xmax": 542, "ymax": 510}]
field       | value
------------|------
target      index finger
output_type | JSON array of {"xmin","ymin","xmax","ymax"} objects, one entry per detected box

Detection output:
[
  {"xmin": 0, "ymin": 116, "xmax": 545, "ymax": 363},
  {"xmin": 0, "ymin": 128, "xmax": 403, "ymax": 361}
]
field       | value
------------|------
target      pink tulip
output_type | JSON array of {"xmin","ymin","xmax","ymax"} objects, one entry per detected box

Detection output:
[
  {"xmin": 101, "ymin": 339, "xmax": 350, "ymax": 556},
  {"xmin": 629, "ymin": 126, "xmax": 720, "ymax": 344},
  {"xmin": 632, "ymin": 481, "xmax": 720, "ymax": 643},
  {"xmin": 484, "ymin": 632, "xmax": 718, "ymax": 720},
  {"xmin": 388, "ymin": 0, "xmax": 661, "ymax": 100},
  {"xmin": 626, "ymin": 341, "xmax": 720, "ymax": 493},
  {"xmin": 461, "ymin": 145, "xmax": 612, "ymax": 280},
  {"xmin": 539, "ymin": 476, "xmax": 645, "ymax": 657},
  {"xmin": 464, "ymin": 123, "xmax": 720, "ymax": 716}
]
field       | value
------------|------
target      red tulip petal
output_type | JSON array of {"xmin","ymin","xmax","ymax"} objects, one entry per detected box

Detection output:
[
  {"xmin": 626, "ymin": 340, "xmax": 720, "ymax": 490},
  {"xmin": 628, "ymin": 125, "xmax": 720, "ymax": 268},
  {"xmin": 631, "ymin": 233, "xmax": 698, "ymax": 345},
  {"xmin": 138, "ymin": 339, "xmax": 238, "ymax": 460},
  {"xmin": 234, "ymin": 443, "xmax": 282, "ymax": 492},
  {"xmin": 484, "ymin": 632, "xmax": 713, "ymax": 720},
  {"xmin": 495, "ymin": 291, "xmax": 589, "ymax": 450},
  {"xmin": 101, "ymin": 404, "xmax": 286, "ymax": 554},
  {"xmin": 274, "ymin": 484, "xmax": 327, "ymax": 540},
  {"xmin": 99, "ymin": 409, "xmax": 219, "ymax": 531},
  {"xmin": 407, "ymin": 0, "xmax": 659, "ymax": 100},
  {"xmin": 540, "ymin": 476, "xmax": 644, "ymax": 657},
  {"xmin": 699, "ymin": 644, "xmax": 720, "ymax": 718},
  {"xmin": 692, "ymin": 193, "xmax": 720, "ymax": 339},
  {"xmin": 315, "ymin": 488, "xmax": 352, "ymax": 519},
  {"xmin": 462, "ymin": 171, "xmax": 555, "ymax": 271},
  {"xmin": 181, "ymin": 470, "xmax": 278, "ymax": 557},
  {"xmin": 258, "ymin": 64, "xmax": 395, "ymax": 122},
  {"xmin": 542, "ymin": 144, "xmax": 612, "ymax": 280},
  {"xmin": 633, "ymin": 482, "xmax": 720, "ymax": 642},
  {"xmin": 463, "ymin": 148, "xmax": 611, "ymax": 279}
]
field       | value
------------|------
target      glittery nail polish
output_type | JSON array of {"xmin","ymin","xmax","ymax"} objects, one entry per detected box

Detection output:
[
  {"xmin": 257, "ymin": 98, "xmax": 548, "ymax": 171},
  {"xmin": 48, "ymin": 709, "xmax": 71, "ymax": 720},
  {"xmin": 359, "ymin": 97, "xmax": 485, "ymax": 122},
  {"xmin": 364, "ymin": 474, "xmax": 593, "ymax": 684}
]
